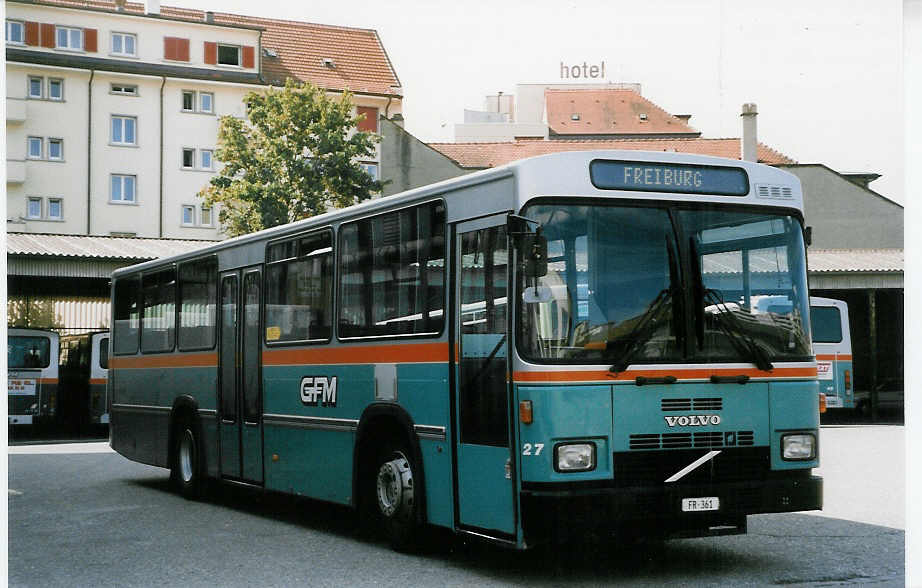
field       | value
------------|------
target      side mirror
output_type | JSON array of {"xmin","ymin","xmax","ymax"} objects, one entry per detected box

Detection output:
[
  {"xmin": 804, "ymin": 226, "xmax": 813, "ymax": 247},
  {"xmin": 521, "ymin": 233, "xmax": 548, "ymax": 278}
]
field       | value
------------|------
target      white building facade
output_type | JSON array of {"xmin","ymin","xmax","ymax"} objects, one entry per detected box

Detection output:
[{"xmin": 6, "ymin": 0, "xmax": 402, "ymax": 240}]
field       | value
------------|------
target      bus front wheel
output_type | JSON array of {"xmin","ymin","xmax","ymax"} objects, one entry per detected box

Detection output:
[
  {"xmin": 171, "ymin": 415, "xmax": 203, "ymax": 499},
  {"xmin": 374, "ymin": 446, "xmax": 419, "ymax": 550}
]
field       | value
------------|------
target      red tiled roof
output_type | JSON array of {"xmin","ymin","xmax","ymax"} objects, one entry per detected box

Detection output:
[
  {"xmin": 545, "ymin": 89, "xmax": 699, "ymax": 137},
  {"xmin": 24, "ymin": 0, "xmax": 402, "ymax": 96},
  {"xmin": 429, "ymin": 138, "xmax": 796, "ymax": 169}
]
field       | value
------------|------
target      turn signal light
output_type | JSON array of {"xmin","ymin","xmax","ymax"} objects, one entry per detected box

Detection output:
[
  {"xmin": 519, "ymin": 400, "xmax": 533, "ymax": 425},
  {"xmin": 819, "ymin": 393, "xmax": 827, "ymax": 414},
  {"xmin": 844, "ymin": 370, "xmax": 851, "ymax": 391}
]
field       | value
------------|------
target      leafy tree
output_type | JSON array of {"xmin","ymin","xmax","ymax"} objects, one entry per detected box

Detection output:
[
  {"xmin": 7, "ymin": 297, "xmax": 63, "ymax": 329},
  {"xmin": 200, "ymin": 79, "xmax": 382, "ymax": 237}
]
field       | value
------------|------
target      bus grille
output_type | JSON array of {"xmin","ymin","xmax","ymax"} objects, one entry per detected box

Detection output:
[
  {"xmin": 629, "ymin": 430, "xmax": 754, "ymax": 450},
  {"xmin": 613, "ymin": 447, "xmax": 770, "ymax": 487},
  {"xmin": 660, "ymin": 397, "xmax": 723, "ymax": 411}
]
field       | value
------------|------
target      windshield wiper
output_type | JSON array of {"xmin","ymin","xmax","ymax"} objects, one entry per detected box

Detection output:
[
  {"xmin": 608, "ymin": 288, "xmax": 673, "ymax": 373},
  {"xmin": 703, "ymin": 288, "xmax": 774, "ymax": 372}
]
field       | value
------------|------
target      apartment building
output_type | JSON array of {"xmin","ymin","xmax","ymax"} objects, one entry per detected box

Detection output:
[{"xmin": 6, "ymin": 0, "xmax": 402, "ymax": 241}]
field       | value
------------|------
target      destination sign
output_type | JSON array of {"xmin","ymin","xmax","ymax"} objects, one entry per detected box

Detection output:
[{"xmin": 590, "ymin": 160, "xmax": 749, "ymax": 196}]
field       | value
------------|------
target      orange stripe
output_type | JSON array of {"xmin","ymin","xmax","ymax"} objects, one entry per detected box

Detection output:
[
  {"xmin": 514, "ymin": 366, "xmax": 818, "ymax": 382},
  {"xmin": 38, "ymin": 378, "xmax": 58, "ymax": 384},
  {"xmin": 89, "ymin": 378, "xmax": 107, "ymax": 385},
  {"xmin": 263, "ymin": 342, "xmax": 449, "ymax": 366},
  {"xmin": 815, "ymin": 354, "xmax": 852, "ymax": 361},
  {"xmin": 109, "ymin": 352, "xmax": 218, "ymax": 369}
]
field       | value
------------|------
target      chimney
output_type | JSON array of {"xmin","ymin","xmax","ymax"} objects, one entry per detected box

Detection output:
[
  {"xmin": 144, "ymin": 0, "xmax": 160, "ymax": 15},
  {"xmin": 741, "ymin": 103, "xmax": 758, "ymax": 162},
  {"xmin": 674, "ymin": 114, "xmax": 692, "ymax": 123},
  {"xmin": 390, "ymin": 113, "xmax": 405, "ymax": 129},
  {"xmin": 204, "ymin": 11, "xmax": 215, "ymax": 24},
  {"xmin": 115, "ymin": 0, "xmax": 127, "ymax": 12}
]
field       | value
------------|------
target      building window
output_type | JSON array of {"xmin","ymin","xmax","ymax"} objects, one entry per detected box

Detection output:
[
  {"xmin": 200, "ymin": 207, "xmax": 213, "ymax": 226},
  {"xmin": 199, "ymin": 92, "xmax": 213, "ymax": 113},
  {"xmin": 28, "ymin": 76, "xmax": 43, "ymax": 99},
  {"xmin": 182, "ymin": 90, "xmax": 194, "ymax": 111},
  {"xmin": 356, "ymin": 106, "xmax": 379, "ymax": 133},
  {"xmin": 182, "ymin": 148, "xmax": 195, "ymax": 169},
  {"xmin": 48, "ymin": 198, "xmax": 63, "ymax": 220},
  {"xmin": 111, "ymin": 32, "xmax": 136, "ymax": 56},
  {"xmin": 48, "ymin": 79, "xmax": 63, "ymax": 100},
  {"xmin": 111, "ymin": 115, "xmax": 137, "ymax": 145},
  {"xmin": 217, "ymin": 44, "xmax": 240, "ymax": 66},
  {"xmin": 360, "ymin": 163, "xmax": 379, "ymax": 181},
  {"xmin": 27, "ymin": 137, "xmax": 43, "ymax": 159},
  {"xmin": 111, "ymin": 84, "xmax": 138, "ymax": 96},
  {"xmin": 200, "ymin": 150, "xmax": 213, "ymax": 170},
  {"xmin": 6, "ymin": 20, "xmax": 24, "ymax": 44},
  {"xmin": 111, "ymin": 174, "xmax": 137, "ymax": 203},
  {"xmin": 48, "ymin": 139, "xmax": 63, "ymax": 160},
  {"xmin": 182, "ymin": 205, "xmax": 195, "ymax": 226},
  {"xmin": 56, "ymin": 26, "xmax": 83, "ymax": 51},
  {"xmin": 27, "ymin": 197, "xmax": 42, "ymax": 219}
]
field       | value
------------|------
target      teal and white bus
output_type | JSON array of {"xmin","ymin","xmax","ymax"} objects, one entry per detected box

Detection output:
[
  {"xmin": 8, "ymin": 328, "xmax": 59, "ymax": 426},
  {"xmin": 809, "ymin": 297, "xmax": 853, "ymax": 409},
  {"xmin": 109, "ymin": 151, "xmax": 822, "ymax": 549}
]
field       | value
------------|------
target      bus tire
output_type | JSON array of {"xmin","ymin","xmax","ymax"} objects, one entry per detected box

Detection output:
[
  {"xmin": 373, "ymin": 444, "xmax": 420, "ymax": 550},
  {"xmin": 171, "ymin": 415, "xmax": 204, "ymax": 499}
]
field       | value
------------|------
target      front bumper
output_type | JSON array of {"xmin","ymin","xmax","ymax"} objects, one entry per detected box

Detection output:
[{"xmin": 521, "ymin": 473, "xmax": 822, "ymax": 542}]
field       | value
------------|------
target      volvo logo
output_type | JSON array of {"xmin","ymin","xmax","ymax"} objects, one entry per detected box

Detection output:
[{"xmin": 664, "ymin": 415, "xmax": 721, "ymax": 427}]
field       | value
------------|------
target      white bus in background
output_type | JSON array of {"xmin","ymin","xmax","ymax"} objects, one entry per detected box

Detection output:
[
  {"xmin": 8, "ymin": 328, "xmax": 60, "ymax": 425},
  {"xmin": 809, "ymin": 297, "xmax": 853, "ymax": 409}
]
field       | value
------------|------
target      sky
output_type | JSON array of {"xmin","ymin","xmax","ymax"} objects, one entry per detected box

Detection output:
[{"xmin": 180, "ymin": 0, "xmax": 905, "ymax": 203}]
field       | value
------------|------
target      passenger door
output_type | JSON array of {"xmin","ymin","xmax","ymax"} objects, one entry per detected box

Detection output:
[
  {"xmin": 453, "ymin": 216, "xmax": 516, "ymax": 537},
  {"xmin": 218, "ymin": 267, "xmax": 264, "ymax": 483}
]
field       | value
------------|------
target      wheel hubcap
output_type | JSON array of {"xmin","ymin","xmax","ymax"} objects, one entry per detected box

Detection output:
[
  {"xmin": 179, "ymin": 429, "xmax": 194, "ymax": 483},
  {"xmin": 376, "ymin": 452, "xmax": 413, "ymax": 518}
]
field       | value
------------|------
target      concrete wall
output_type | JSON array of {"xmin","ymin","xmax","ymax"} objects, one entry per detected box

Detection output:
[
  {"xmin": 780, "ymin": 164, "xmax": 904, "ymax": 249},
  {"xmin": 379, "ymin": 117, "xmax": 468, "ymax": 196}
]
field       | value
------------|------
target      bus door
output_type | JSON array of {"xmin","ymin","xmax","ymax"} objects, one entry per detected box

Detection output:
[
  {"xmin": 218, "ymin": 267, "xmax": 264, "ymax": 483},
  {"xmin": 453, "ymin": 216, "xmax": 516, "ymax": 537}
]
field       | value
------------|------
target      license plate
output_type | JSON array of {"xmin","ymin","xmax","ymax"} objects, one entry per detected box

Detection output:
[{"xmin": 682, "ymin": 497, "xmax": 720, "ymax": 512}]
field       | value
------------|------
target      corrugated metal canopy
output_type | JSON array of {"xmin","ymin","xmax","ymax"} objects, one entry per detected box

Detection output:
[
  {"xmin": 7, "ymin": 233, "xmax": 216, "ymax": 260},
  {"xmin": 807, "ymin": 249, "xmax": 903, "ymax": 273}
]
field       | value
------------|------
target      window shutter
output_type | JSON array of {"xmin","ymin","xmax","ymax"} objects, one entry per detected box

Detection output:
[
  {"xmin": 40, "ymin": 23, "xmax": 55, "ymax": 48},
  {"xmin": 242, "ymin": 45, "xmax": 255, "ymax": 68},
  {"xmin": 84, "ymin": 28, "xmax": 97, "ymax": 52},
  {"xmin": 204, "ymin": 42, "xmax": 217, "ymax": 65},
  {"xmin": 164, "ymin": 37, "xmax": 175, "ymax": 60},
  {"xmin": 25, "ymin": 22, "xmax": 39, "ymax": 46},
  {"xmin": 356, "ymin": 107, "xmax": 379, "ymax": 133},
  {"xmin": 177, "ymin": 38, "xmax": 190, "ymax": 62}
]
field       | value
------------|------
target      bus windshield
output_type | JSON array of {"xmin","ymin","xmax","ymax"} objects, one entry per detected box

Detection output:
[
  {"xmin": 517, "ymin": 202, "xmax": 811, "ymax": 365},
  {"xmin": 8, "ymin": 336, "xmax": 52, "ymax": 369}
]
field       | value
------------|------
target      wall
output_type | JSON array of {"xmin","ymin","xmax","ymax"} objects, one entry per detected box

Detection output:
[
  {"xmin": 782, "ymin": 164, "xmax": 904, "ymax": 249},
  {"xmin": 379, "ymin": 117, "xmax": 468, "ymax": 196}
]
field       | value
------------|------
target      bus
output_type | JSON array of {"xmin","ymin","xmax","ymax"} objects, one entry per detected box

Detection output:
[
  {"xmin": 8, "ymin": 328, "xmax": 59, "ymax": 426},
  {"xmin": 59, "ymin": 331, "xmax": 111, "ymax": 430},
  {"xmin": 109, "ymin": 150, "xmax": 822, "ymax": 549},
  {"xmin": 809, "ymin": 297, "xmax": 853, "ymax": 409}
]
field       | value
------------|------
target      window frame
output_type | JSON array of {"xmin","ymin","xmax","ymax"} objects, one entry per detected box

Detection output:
[
  {"xmin": 26, "ymin": 197, "xmax": 42, "ymax": 219},
  {"xmin": 47, "ymin": 198, "xmax": 63, "ymax": 220},
  {"xmin": 111, "ymin": 31, "xmax": 137, "ymax": 56},
  {"xmin": 110, "ymin": 174, "xmax": 137, "ymax": 203},
  {"xmin": 113, "ymin": 276, "xmax": 141, "ymax": 355},
  {"xmin": 199, "ymin": 92, "xmax": 214, "ymax": 113},
  {"xmin": 181, "ymin": 90, "xmax": 194, "ymax": 112},
  {"xmin": 55, "ymin": 25, "xmax": 84, "ymax": 51},
  {"xmin": 264, "ymin": 227, "xmax": 336, "ymax": 346},
  {"xmin": 200, "ymin": 206, "xmax": 214, "ymax": 227},
  {"xmin": 181, "ymin": 148, "xmax": 195, "ymax": 169},
  {"xmin": 28, "ymin": 76, "xmax": 43, "ymax": 99},
  {"xmin": 48, "ymin": 138, "xmax": 63, "ymax": 160},
  {"xmin": 6, "ymin": 20, "xmax": 24, "ymax": 45},
  {"xmin": 140, "ymin": 266, "xmax": 177, "ymax": 354},
  {"xmin": 27, "ymin": 136, "xmax": 43, "ymax": 159},
  {"xmin": 110, "ymin": 115, "xmax": 138, "ymax": 146},
  {"xmin": 110, "ymin": 83, "xmax": 138, "ymax": 96},
  {"xmin": 181, "ymin": 204, "xmax": 195, "ymax": 226},
  {"xmin": 200, "ymin": 149, "xmax": 214, "ymax": 170},
  {"xmin": 177, "ymin": 255, "xmax": 218, "ymax": 352},
  {"xmin": 216, "ymin": 44, "xmax": 241, "ymax": 66},
  {"xmin": 360, "ymin": 162, "xmax": 379, "ymax": 182},
  {"xmin": 48, "ymin": 78, "xmax": 64, "ymax": 101}
]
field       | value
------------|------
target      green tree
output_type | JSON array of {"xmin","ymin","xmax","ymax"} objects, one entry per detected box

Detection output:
[{"xmin": 200, "ymin": 79, "xmax": 382, "ymax": 237}]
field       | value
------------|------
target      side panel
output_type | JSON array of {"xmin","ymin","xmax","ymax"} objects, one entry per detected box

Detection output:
[{"xmin": 769, "ymin": 380, "xmax": 821, "ymax": 470}]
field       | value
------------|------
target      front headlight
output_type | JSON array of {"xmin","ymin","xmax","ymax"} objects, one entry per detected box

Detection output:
[
  {"xmin": 781, "ymin": 433, "xmax": 816, "ymax": 460},
  {"xmin": 555, "ymin": 443, "xmax": 596, "ymax": 472}
]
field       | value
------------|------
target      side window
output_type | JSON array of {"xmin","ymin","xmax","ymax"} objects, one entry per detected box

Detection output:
[
  {"xmin": 113, "ymin": 277, "xmax": 140, "ymax": 354},
  {"xmin": 178, "ymin": 257, "xmax": 218, "ymax": 350},
  {"xmin": 141, "ymin": 268, "xmax": 176, "ymax": 353},
  {"xmin": 339, "ymin": 201, "xmax": 445, "ymax": 338},
  {"xmin": 810, "ymin": 306, "xmax": 843, "ymax": 343},
  {"xmin": 99, "ymin": 338, "xmax": 109, "ymax": 369},
  {"xmin": 265, "ymin": 230, "xmax": 333, "ymax": 343}
]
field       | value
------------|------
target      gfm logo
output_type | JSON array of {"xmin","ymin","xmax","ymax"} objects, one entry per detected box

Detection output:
[
  {"xmin": 664, "ymin": 414, "xmax": 721, "ymax": 427},
  {"xmin": 300, "ymin": 376, "xmax": 337, "ymax": 407}
]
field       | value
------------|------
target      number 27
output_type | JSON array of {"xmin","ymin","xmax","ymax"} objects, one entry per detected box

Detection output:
[{"xmin": 522, "ymin": 443, "xmax": 545, "ymax": 456}]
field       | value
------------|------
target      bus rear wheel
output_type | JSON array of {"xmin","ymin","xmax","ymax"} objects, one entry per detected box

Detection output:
[
  {"xmin": 171, "ymin": 415, "xmax": 203, "ymax": 499},
  {"xmin": 373, "ymin": 446, "xmax": 420, "ymax": 550}
]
